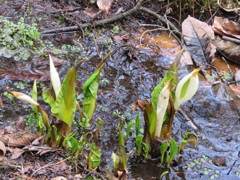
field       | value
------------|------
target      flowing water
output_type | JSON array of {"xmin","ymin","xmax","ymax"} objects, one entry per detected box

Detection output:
[{"xmin": 0, "ymin": 1, "xmax": 240, "ymax": 179}]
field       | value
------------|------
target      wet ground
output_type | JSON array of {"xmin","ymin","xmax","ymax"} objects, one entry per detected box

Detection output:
[{"xmin": 0, "ymin": 0, "xmax": 240, "ymax": 179}]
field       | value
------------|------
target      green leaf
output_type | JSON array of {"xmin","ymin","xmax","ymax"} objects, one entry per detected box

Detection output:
[
  {"xmin": 42, "ymin": 88, "xmax": 55, "ymax": 107},
  {"xmin": 88, "ymin": 143, "xmax": 101, "ymax": 169},
  {"xmin": 151, "ymin": 59, "xmax": 178, "ymax": 112},
  {"xmin": 160, "ymin": 143, "xmax": 168, "ymax": 165},
  {"xmin": 180, "ymin": 78, "xmax": 190, "ymax": 99},
  {"xmin": 149, "ymin": 55, "xmax": 179, "ymax": 138},
  {"xmin": 135, "ymin": 112, "xmax": 141, "ymax": 136},
  {"xmin": 51, "ymin": 66, "xmax": 77, "ymax": 126},
  {"xmin": 160, "ymin": 142, "xmax": 168, "ymax": 158},
  {"xmin": 126, "ymin": 119, "xmax": 135, "ymax": 139},
  {"xmin": 136, "ymin": 135, "xmax": 144, "ymax": 154},
  {"xmin": 82, "ymin": 51, "xmax": 114, "ymax": 123},
  {"xmin": 168, "ymin": 138, "xmax": 178, "ymax": 165},
  {"xmin": 142, "ymin": 142, "xmax": 149, "ymax": 158},
  {"xmin": 160, "ymin": 171, "xmax": 169, "ymax": 178}
]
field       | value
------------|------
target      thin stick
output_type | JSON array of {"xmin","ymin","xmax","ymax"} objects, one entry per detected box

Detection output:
[{"xmin": 30, "ymin": 157, "xmax": 70, "ymax": 177}]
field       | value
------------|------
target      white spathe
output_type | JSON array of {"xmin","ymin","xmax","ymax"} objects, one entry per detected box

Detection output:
[{"xmin": 174, "ymin": 68, "xmax": 201, "ymax": 110}]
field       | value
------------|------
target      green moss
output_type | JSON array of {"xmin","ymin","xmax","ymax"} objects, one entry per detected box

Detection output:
[{"xmin": 0, "ymin": 17, "xmax": 44, "ymax": 61}]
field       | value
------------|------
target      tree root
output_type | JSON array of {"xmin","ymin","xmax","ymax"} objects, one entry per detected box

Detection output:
[{"xmin": 41, "ymin": 0, "xmax": 180, "ymax": 36}]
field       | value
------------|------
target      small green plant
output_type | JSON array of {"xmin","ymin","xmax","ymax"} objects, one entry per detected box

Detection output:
[
  {"xmin": 0, "ymin": 17, "xmax": 44, "ymax": 60},
  {"xmin": 111, "ymin": 25, "xmax": 122, "ymax": 34},
  {"xmin": 111, "ymin": 120, "xmax": 128, "ymax": 179},
  {"xmin": 135, "ymin": 52, "xmax": 200, "ymax": 166}
]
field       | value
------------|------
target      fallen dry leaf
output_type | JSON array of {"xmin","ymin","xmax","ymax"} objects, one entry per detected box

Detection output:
[
  {"xmin": 16, "ymin": 116, "xmax": 26, "ymax": 130},
  {"xmin": 212, "ymin": 39, "xmax": 240, "ymax": 65},
  {"xmin": 0, "ymin": 132, "xmax": 39, "ymax": 147},
  {"xmin": 31, "ymin": 136, "xmax": 45, "ymax": 146},
  {"xmin": 0, "ymin": 70, "xmax": 49, "ymax": 81},
  {"xmin": 4, "ymin": 126, "xmax": 17, "ymax": 134},
  {"xmin": 97, "ymin": 0, "xmax": 114, "ymax": 14},
  {"xmin": 180, "ymin": 51, "xmax": 193, "ymax": 67},
  {"xmin": 10, "ymin": 147, "xmax": 25, "ymax": 159},
  {"xmin": 0, "ymin": 141, "xmax": 6, "ymax": 161},
  {"xmin": 112, "ymin": 35, "xmax": 129, "ymax": 41},
  {"xmin": 212, "ymin": 16, "xmax": 240, "ymax": 39},
  {"xmin": 182, "ymin": 16, "xmax": 216, "ymax": 67},
  {"xmin": 23, "ymin": 145, "xmax": 62, "ymax": 155}
]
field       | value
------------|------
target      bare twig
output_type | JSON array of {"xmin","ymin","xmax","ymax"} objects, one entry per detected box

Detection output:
[
  {"xmin": 222, "ymin": 35, "xmax": 240, "ymax": 45},
  {"xmin": 139, "ymin": 27, "xmax": 169, "ymax": 47},
  {"xmin": 139, "ymin": 6, "xmax": 180, "ymax": 34}
]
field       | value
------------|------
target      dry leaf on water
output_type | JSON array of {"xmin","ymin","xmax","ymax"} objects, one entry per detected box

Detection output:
[
  {"xmin": 212, "ymin": 39, "xmax": 240, "ymax": 65},
  {"xmin": 182, "ymin": 16, "xmax": 216, "ymax": 67},
  {"xmin": 97, "ymin": 0, "xmax": 114, "ymax": 14},
  {"xmin": 212, "ymin": 17, "xmax": 240, "ymax": 39}
]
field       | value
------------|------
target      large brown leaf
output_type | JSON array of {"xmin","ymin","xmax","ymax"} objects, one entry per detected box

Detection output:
[
  {"xmin": 212, "ymin": 16, "xmax": 240, "ymax": 39},
  {"xmin": 212, "ymin": 39, "xmax": 240, "ymax": 65},
  {"xmin": 0, "ymin": 132, "xmax": 39, "ymax": 147},
  {"xmin": 182, "ymin": 16, "xmax": 216, "ymax": 67}
]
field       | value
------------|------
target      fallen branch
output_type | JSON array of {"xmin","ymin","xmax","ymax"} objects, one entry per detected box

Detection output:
[
  {"xmin": 41, "ymin": 0, "xmax": 144, "ymax": 34},
  {"xmin": 41, "ymin": 0, "xmax": 180, "ymax": 36}
]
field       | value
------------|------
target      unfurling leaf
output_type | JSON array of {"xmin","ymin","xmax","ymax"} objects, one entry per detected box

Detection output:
[
  {"xmin": 174, "ymin": 68, "xmax": 201, "ymax": 110},
  {"xmin": 154, "ymin": 79, "xmax": 172, "ymax": 138},
  {"xmin": 51, "ymin": 66, "xmax": 77, "ymax": 126},
  {"xmin": 82, "ymin": 51, "xmax": 114, "ymax": 125},
  {"xmin": 135, "ymin": 112, "xmax": 141, "ymax": 136},
  {"xmin": 136, "ymin": 135, "xmax": 144, "ymax": 154},
  {"xmin": 179, "ymin": 132, "xmax": 198, "ymax": 153},
  {"xmin": 49, "ymin": 54, "xmax": 61, "ymax": 97},
  {"xmin": 150, "ymin": 54, "xmax": 179, "ymax": 137},
  {"xmin": 111, "ymin": 152, "xmax": 120, "ymax": 171}
]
